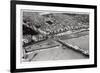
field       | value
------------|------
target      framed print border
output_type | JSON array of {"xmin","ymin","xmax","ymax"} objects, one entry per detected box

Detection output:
[{"xmin": 10, "ymin": 0, "xmax": 97, "ymax": 72}]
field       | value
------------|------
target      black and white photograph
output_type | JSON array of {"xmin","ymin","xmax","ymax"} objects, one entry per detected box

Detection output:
[
  {"xmin": 11, "ymin": 1, "xmax": 97, "ymax": 72},
  {"xmin": 22, "ymin": 11, "xmax": 89, "ymax": 62}
]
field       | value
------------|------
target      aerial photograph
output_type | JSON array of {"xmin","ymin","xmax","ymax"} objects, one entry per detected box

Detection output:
[{"xmin": 22, "ymin": 10, "xmax": 89, "ymax": 62}]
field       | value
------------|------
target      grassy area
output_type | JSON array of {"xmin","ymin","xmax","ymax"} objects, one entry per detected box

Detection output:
[
  {"xmin": 58, "ymin": 30, "xmax": 89, "ymax": 40},
  {"xmin": 62, "ymin": 35, "xmax": 89, "ymax": 51}
]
